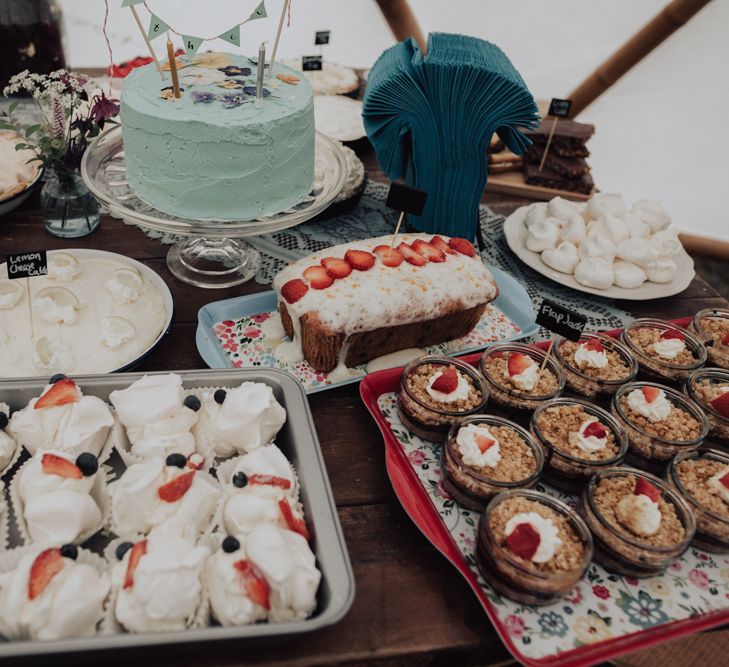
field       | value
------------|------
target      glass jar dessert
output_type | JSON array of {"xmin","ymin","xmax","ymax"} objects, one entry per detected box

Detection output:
[
  {"xmin": 479, "ymin": 342, "xmax": 565, "ymax": 412},
  {"xmin": 554, "ymin": 332, "xmax": 638, "ymax": 398},
  {"xmin": 580, "ymin": 467, "xmax": 695, "ymax": 577},
  {"xmin": 530, "ymin": 398, "xmax": 628, "ymax": 492},
  {"xmin": 667, "ymin": 448, "xmax": 729, "ymax": 553},
  {"xmin": 611, "ymin": 382, "xmax": 709, "ymax": 474},
  {"xmin": 691, "ymin": 308, "xmax": 729, "ymax": 370},
  {"xmin": 475, "ymin": 489, "xmax": 593, "ymax": 606},
  {"xmin": 396, "ymin": 355, "xmax": 489, "ymax": 443},
  {"xmin": 684, "ymin": 368, "xmax": 729, "ymax": 441},
  {"xmin": 621, "ymin": 318, "xmax": 706, "ymax": 383},
  {"xmin": 442, "ymin": 415, "xmax": 543, "ymax": 511}
]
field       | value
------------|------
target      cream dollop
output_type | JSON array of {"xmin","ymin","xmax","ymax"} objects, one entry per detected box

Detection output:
[
  {"xmin": 568, "ymin": 419, "xmax": 607, "ymax": 454},
  {"xmin": 653, "ymin": 336, "xmax": 686, "ymax": 359},
  {"xmin": 223, "ymin": 492, "xmax": 300, "ymax": 537},
  {"xmin": 616, "ymin": 493, "xmax": 661, "ymax": 536},
  {"xmin": 455, "ymin": 424, "xmax": 501, "ymax": 468},
  {"xmin": 33, "ymin": 293, "xmax": 79, "ymax": 325},
  {"xmin": 574, "ymin": 342, "xmax": 608, "ymax": 369},
  {"xmin": 709, "ymin": 468, "xmax": 729, "ymax": 505},
  {"xmin": 227, "ymin": 445, "xmax": 298, "ymax": 500},
  {"xmin": 105, "ymin": 268, "xmax": 146, "ymax": 304},
  {"xmin": 627, "ymin": 388, "xmax": 672, "ymax": 422},
  {"xmin": 504, "ymin": 512, "xmax": 562, "ymax": 563},
  {"xmin": 505, "ymin": 357, "xmax": 538, "ymax": 391},
  {"xmin": 48, "ymin": 253, "xmax": 81, "ymax": 282},
  {"xmin": 426, "ymin": 369, "xmax": 470, "ymax": 403}
]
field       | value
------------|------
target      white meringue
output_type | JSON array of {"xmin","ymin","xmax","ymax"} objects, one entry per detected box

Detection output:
[
  {"xmin": 612, "ymin": 260, "xmax": 647, "ymax": 288},
  {"xmin": 227, "ymin": 445, "xmax": 298, "ymax": 500},
  {"xmin": 542, "ymin": 241, "xmax": 579, "ymax": 274},
  {"xmin": 616, "ymin": 238, "xmax": 659, "ymax": 267},
  {"xmin": 574, "ymin": 258, "xmax": 614, "ymax": 290},
  {"xmin": 526, "ymin": 219, "xmax": 561, "ymax": 252},
  {"xmin": 560, "ymin": 214, "xmax": 586, "ymax": 244},
  {"xmin": 650, "ymin": 228, "xmax": 682, "ymax": 257},
  {"xmin": 590, "ymin": 214, "xmax": 629, "ymax": 246},
  {"xmin": 578, "ymin": 234, "xmax": 617, "ymax": 263},
  {"xmin": 624, "ymin": 212, "xmax": 651, "ymax": 239},
  {"xmin": 586, "ymin": 193, "xmax": 626, "ymax": 221},
  {"xmin": 632, "ymin": 199, "xmax": 671, "ymax": 232},
  {"xmin": 223, "ymin": 491, "xmax": 301, "ymax": 537},
  {"xmin": 645, "ymin": 258, "xmax": 677, "ymax": 284},
  {"xmin": 547, "ymin": 196, "xmax": 580, "ymax": 222},
  {"xmin": 523, "ymin": 203, "xmax": 548, "ymax": 229}
]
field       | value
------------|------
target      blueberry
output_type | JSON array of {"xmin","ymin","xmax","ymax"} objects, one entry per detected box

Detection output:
[
  {"xmin": 75, "ymin": 453, "xmax": 98, "ymax": 477},
  {"xmin": 0, "ymin": 412, "xmax": 7, "ymax": 430},
  {"xmin": 222, "ymin": 536, "xmax": 240, "ymax": 553},
  {"xmin": 60, "ymin": 544, "xmax": 78, "ymax": 560},
  {"xmin": 232, "ymin": 471, "xmax": 248, "ymax": 488},
  {"xmin": 115, "ymin": 541, "xmax": 133, "ymax": 561},
  {"xmin": 214, "ymin": 389, "xmax": 227, "ymax": 404},
  {"xmin": 166, "ymin": 453, "xmax": 187, "ymax": 468},
  {"xmin": 184, "ymin": 395, "xmax": 201, "ymax": 412},
  {"xmin": 49, "ymin": 374, "xmax": 67, "ymax": 384}
]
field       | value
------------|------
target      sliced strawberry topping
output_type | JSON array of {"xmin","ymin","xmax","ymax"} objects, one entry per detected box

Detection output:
[
  {"xmin": 35, "ymin": 378, "xmax": 79, "ymax": 410},
  {"xmin": 710, "ymin": 392, "xmax": 729, "ymax": 418},
  {"xmin": 634, "ymin": 477, "xmax": 661, "ymax": 503},
  {"xmin": 448, "ymin": 237, "xmax": 476, "ymax": 257},
  {"xmin": 373, "ymin": 244, "xmax": 404, "ymax": 267},
  {"xmin": 721, "ymin": 332, "xmax": 729, "ymax": 346},
  {"xmin": 719, "ymin": 471, "xmax": 729, "ymax": 490},
  {"xmin": 429, "ymin": 235, "xmax": 455, "ymax": 255},
  {"xmin": 28, "ymin": 548, "xmax": 64, "ymax": 600},
  {"xmin": 505, "ymin": 523, "xmax": 541, "ymax": 560},
  {"xmin": 412, "ymin": 239, "xmax": 445, "ymax": 263},
  {"xmin": 344, "ymin": 249, "xmax": 376, "ymax": 271},
  {"xmin": 303, "ymin": 265, "xmax": 334, "ymax": 290},
  {"xmin": 431, "ymin": 367, "xmax": 459, "ymax": 394},
  {"xmin": 123, "ymin": 540, "xmax": 148, "ymax": 589},
  {"xmin": 476, "ymin": 434, "xmax": 496, "ymax": 453},
  {"xmin": 41, "ymin": 453, "xmax": 83, "ymax": 479},
  {"xmin": 398, "ymin": 242, "xmax": 427, "ymax": 266},
  {"xmin": 507, "ymin": 352, "xmax": 534, "ymax": 377},
  {"xmin": 278, "ymin": 499, "xmax": 310, "ymax": 540},
  {"xmin": 583, "ymin": 421, "xmax": 608, "ymax": 439},
  {"xmin": 321, "ymin": 257, "xmax": 352, "ymax": 279},
  {"xmin": 281, "ymin": 279, "xmax": 308, "ymax": 304},
  {"xmin": 582, "ymin": 338, "xmax": 605, "ymax": 352},
  {"xmin": 234, "ymin": 560, "xmax": 271, "ymax": 610},
  {"xmin": 660, "ymin": 329, "xmax": 685, "ymax": 341},
  {"xmin": 157, "ymin": 470, "xmax": 195, "ymax": 503},
  {"xmin": 642, "ymin": 386, "xmax": 662, "ymax": 404},
  {"xmin": 248, "ymin": 474, "xmax": 292, "ymax": 490}
]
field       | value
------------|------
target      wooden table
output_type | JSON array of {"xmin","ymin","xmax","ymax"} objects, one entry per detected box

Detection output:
[{"xmin": 2, "ymin": 136, "xmax": 728, "ymax": 667}]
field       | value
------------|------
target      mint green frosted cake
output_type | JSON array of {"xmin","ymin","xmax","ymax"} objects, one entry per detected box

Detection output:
[{"xmin": 120, "ymin": 53, "xmax": 314, "ymax": 221}]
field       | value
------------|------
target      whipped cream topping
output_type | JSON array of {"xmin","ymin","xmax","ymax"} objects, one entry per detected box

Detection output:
[
  {"xmin": 616, "ymin": 493, "xmax": 661, "ymax": 536},
  {"xmin": 0, "ymin": 281, "xmax": 23, "ymax": 309},
  {"xmin": 455, "ymin": 424, "xmax": 501, "ymax": 468},
  {"xmin": 626, "ymin": 388, "xmax": 672, "ymax": 423},
  {"xmin": 48, "ymin": 253, "xmax": 81, "ymax": 282},
  {"xmin": 653, "ymin": 336, "xmax": 686, "ymax": 359},
  {"xmin": 101, "ymin": 316, "xmax": 136, "ymax": 350},
  {"xmin": 0, "ymin": 550, "xmax": 109, "ymax": 641},
  {"xmin": 223, "ymin": 492, "xmax": 300, "ymax": 537},
  {"xmin": 229, "ymin": 445, "xmax": 298, "ymax": 499},
  {"xmin": 568, "ymin": 419, "xmax": 608, "ymax": 454},
  {"xmin": 709, "ymin": 468, "xmax": 729, "ymax": 505},
  {"xmin": 505, "ymin": 357, "xmax": 538, "ymax": 391},
  {"xmin": 574, "ymin": 342, "xmax": 608, "ymax": 369},
  {"xmin": 105, "ymin": 268, "xmax": 146, "ymax": 305},
  {"xmin": 504, "ymin": 512, "xmax": 562, "ymax": 563},
  {"xmin": 426, "ymin": 370, "xmax": 470, "ymax": 403},
  {"xmin": 33, "ymin": 291, "xmax": 79, "ymax": 325},
  {"xmin": 31, "ymin": 336, "xmax": 74, "ymax": 374}
]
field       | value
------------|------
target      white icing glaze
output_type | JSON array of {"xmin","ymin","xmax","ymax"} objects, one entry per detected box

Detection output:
[{"xmin": 365, "ymin": 348, "xmax": 424, "ymax": 373}]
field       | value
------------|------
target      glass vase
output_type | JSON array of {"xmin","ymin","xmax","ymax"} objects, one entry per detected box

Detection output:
[{"xmin": 40, "ymin": 167, "xmax": 100, "ymax": 238}]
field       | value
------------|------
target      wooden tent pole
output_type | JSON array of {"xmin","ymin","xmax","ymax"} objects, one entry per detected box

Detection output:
[
  {"xmin": 374, "ymin": 0, "xmax": 427, "ymax": 53},
  {"xmin": 568, "ymin": 0, "xmax": 713, "ymax": 116}
]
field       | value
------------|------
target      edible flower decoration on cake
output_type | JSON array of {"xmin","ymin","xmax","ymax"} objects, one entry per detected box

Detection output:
[
  {"xmin": 709, "ymin": 468, "xmax": 729, "ymax": 504},
  {"xmin": 504, "ymin": 352, "xmax": 539, "ymax": 391},
  {"xmin": 277, "ymin": 73, "xmax": 300, "ymax": 85},
  {"xmin": 160, "ymin": 86, "xmax": 184, "ymax": 100},
  {"xmin": 191, "ymin": 90, "xmax": 216, "ymax": 104},
  {"xmin": 181, "ymin": 67, "xmax": 225, "ymax": 87},
  {"xmin": 218, "ymin": 65, "xmax": 252, "ymax": 77},
  {"xmin": 217, "ymin": 79, "xmax": 245, "ymax": 90},
  {"xmin": 616, "ymin": 477, "xmax": 662, "ymax": 536},
  {"xmin": 504, "ymin": 512, "xmax": 562, "ymax": 563},
  {"xmin": 455, "ymin": 423, "xmax": 501, "ymax": 468},
  {"xmin": 574, "ymin": 338, "xmax": 608, "ymax": 369},
  {"xmin": 653, "ymin": 329, "xmax": 687, "ymax": 359},
  {"xmin": 627, "ymin": 386, "xmax": 671, "ymax": 423},
  {"xmin": 568, "ymin": 418, "xmax": 609, "ymax": 454}
]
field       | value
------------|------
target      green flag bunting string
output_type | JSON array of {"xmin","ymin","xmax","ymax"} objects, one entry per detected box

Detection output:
[{"xmin": 147, "ymin": 13, "xmax": 170, "ymax": 41}]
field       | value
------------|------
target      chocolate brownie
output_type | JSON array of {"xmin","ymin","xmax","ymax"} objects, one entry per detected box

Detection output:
[
  {"xmin": 524, "ymin": 147, "xmax": 590, "ymax": 179},
  {"xmin": 524, "ymin": 118, "xmax": 595, "ymax": 154},
  {"xmin": 524, "ymin": 163, "xmax": 595, "ymax": 195}
]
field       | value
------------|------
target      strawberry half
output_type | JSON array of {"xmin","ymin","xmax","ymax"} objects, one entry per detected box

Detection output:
[
  {"xmin": 448, "ymin": 237, "xmax": 476, "ymax": 257},
  {"xmin": 641, "ymin": 386, "xmax": 662, "ymax": 404},
  {"xmin": 634, "ymin": 477, "xmax": 661, "ymax": 503},
  {"xmin": 431, "ymin": 367, "xmax": 459, "ymax": 394},
  {"xmin": 123, "ymin": 540, "xmax": 148, "ymax": 589},
  {"xmin": 719, "ymin": 471, "xmax": 729, "ymax": 490},
  {"xmin": 278, "ymin": 499, "xmax": 310, "ymax": 540},
  {"xmin": 505, "ymin": 523, "xmax": 541, "ymax": 560},
  {"xmin": 35, "ymin": 378, "xmax": 79, "ymax": 410},
  {"xmin": 476, "ymin": 434, "xmax": 496, "ymax": 453},
  {"xmin": 28, "ymin": 548, "xmax": 64, "ymax": 600},
  {"xmin": 583, "ymin": 421, "xmax": 608, "ymax": 439},
  {"xmin": 398, "ymin": 242, "xmax": 427, "ymax": 266},
  {"xmin": 280, "ymin": 279, "xmax": 308, "ymax": 304},
  {"xmin": 373, "ymin": 245, "xmax": 404, "ymax": 268},
  {"xmin": 41, "ymin": 453, "xmax": 82, "ymax": 479},
  {"xmin": 234, "ymin": 560, "xmax": 271, "ymax": 610},
  {"xmin": 721, "ymin": 332, "xmax": 729, "ymax": 346},
  {"xmin": 344, "ymin": 249, "xmax": 375, "ymax": 271},
  {"xmin": 507, "ymin": 352, "xmax": 533, "ymax": 377},
  {"xmin": 321, "ymin": 257, "xmax": 352, "ymax": 279},
  {"xmin": 429, "ymin": 235, "xmax": 455, "ymax": 255},
  {"xmin": 248, "ymin": 474, "xmax": 292, "ymax": 490},
  {"xmin": 303, "ymin": 265, "xmax": 334, "ymax": 290},
  {"xmin": 582, "ymin": 338, "xmax": 605, "ymax": 353},
  {"xmin": 710, "ymin": 392, "xmax": 729, "ymax": 418},
  {"xmin": 412, "ymin": 239, "xmax": 445, "ymax": 263},
  {"xmin": 157, "ymin": 470, "xmax": 195, "ymax": 503},
  {"xmin": 660, "ymin": 329, "xmax": 685, "ymax": 341}
]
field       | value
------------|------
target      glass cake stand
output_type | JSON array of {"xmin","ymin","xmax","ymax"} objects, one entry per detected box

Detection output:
[{"xmin": 81, "ymin": 126, "xmax": 347, "ymax": 288}]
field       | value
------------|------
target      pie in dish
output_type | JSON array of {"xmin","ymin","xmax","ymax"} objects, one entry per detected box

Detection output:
[{"xmin": 0, "ymin": 131, "xmax": 40, "ymax": 202}]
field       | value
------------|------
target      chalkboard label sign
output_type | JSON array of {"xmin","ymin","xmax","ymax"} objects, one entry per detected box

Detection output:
[
  {"xmin": 302, "ymin": 55, "xmax": 323, "ymax": 71},
  {"xmin": 6, "ymin": 251, "xmax": 48, "ymax": 279},
  {"xmin": 536, "ymin": 299, "xmax": 587, "ymax": 341},
  {"xmin": 385, "ymin": 182, "xmax": 428, "ymax": 216},
  {"xmin": 548, "ymin": 98, "xmax": 572, "ymax": 118},
  {"xmin": 315, "ymin": 30, "xmax": 330, "ymax": 45}
]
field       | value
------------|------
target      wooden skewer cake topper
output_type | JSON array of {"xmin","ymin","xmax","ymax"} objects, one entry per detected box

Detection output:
[
  {"xmin": 538, "ymin": 98, "xmax": 573, "ymax": 172},
  {"xmin": 6, "ymin": 252, "xmax": 49, "ymax": 339},
  {"xmin": 269, "ymin": 0, "xmax": 291, "ymax": 77}
]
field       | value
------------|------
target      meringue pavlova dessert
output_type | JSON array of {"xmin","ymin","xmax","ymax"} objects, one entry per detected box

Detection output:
[{"xmin": 0, "ymin": 403, "xmax": 18, "ymax": 474}]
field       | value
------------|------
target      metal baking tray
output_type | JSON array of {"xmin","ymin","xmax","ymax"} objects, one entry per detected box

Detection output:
[{"xmin": 0, "ymin": 369, "xmax": 355, "ymax": 658}]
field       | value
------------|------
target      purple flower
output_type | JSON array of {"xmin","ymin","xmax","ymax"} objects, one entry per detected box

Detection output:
[
  {"xmin": 191, "ymin": 90, "xmax": 215, "ymax": 104},
  {"xmin": 218, "ymin": 65, "xmax": 252, "ymax": 77},
  {"xmin": 243, "ymin": 86, "xmax": 270, "ymax": 97},
  {"xmin": 220, "ymin": 93, "xmax": 249, "ymax": 109},
  {"xmin": 89, "ymin": 91, "xmax": 120, "ymax": 123}
]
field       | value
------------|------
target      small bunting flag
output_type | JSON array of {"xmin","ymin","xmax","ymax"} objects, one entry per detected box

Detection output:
[
  {"xmin": 248, "ymin": 1, "xmax": 267, "ymax": 21},
  {"xmin": 182, "ymin": 34, "xmax": 205, "ymax": 56},
  {"xmin": 147, "ymin": 14, "xmax": 170, "ymax": 41},
  {"xmin": 120, "ymin": 0, "xmax": 144, "ymax": 7},
  {"xmin": 218, "ymin": 25, "xmax": 241, "ymax": 47}
]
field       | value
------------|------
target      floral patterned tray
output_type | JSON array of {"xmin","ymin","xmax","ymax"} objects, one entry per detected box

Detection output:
[
  {"xmin": 196, "ymin": 267, "xmax": 538, "ymax": 394},
  {"xmin": 359, "ymin": 348, "xmax": 729, "ymax": 667}
]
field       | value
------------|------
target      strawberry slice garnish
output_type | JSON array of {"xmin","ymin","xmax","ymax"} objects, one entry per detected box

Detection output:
[
  {"xmin": 429, "ymin": 235, "xmax": 455, "ymax": 255},
  {"xmin": 234, "ymin": 560, "xmax": 271, "ymax": 610},
  {"xmin": 431, "ymin": 367, "xmax": 459, "ymax": 394},
  {"xmin": 321, "ymin": 257, "xmax": 352, "ymax": 279},
  {"xmin": 721, "ymin": 332, "xmax": 729, "ymax": 346},
  {"xmin": 412, "ymin": 239, "xmax": 445, "ymax": 263},
  {"xmin": 278, "ymin": 499, "xmax": 310, "ymax": 540},
  {"xmin": 641, "ymin": 386, "xmax": 662, "ymax": 404},
  {"xmin": 41, "ymin": 453, "xmax": 83, "ymax": 479},
  {"xmin": 248, "ymin": 474, "xmax": 292, "ymax": 490},
  {"xmin": 583, "ymin": 421, "xmax": 608, "ymax": 439},
  {"xmin": 303, "ymin": 265, "xmax": 334, "ymax": 290},
  {"xmin": 35, "ymin": 378, "xmax": 79, "ymax": 410},
  {"xmin": 582, "ymin": 338, "xmax": 605, "ymax": 353},
  {"xmin": 505, "ymin": 523, "xmax": 541, "ymax": 560},
  {"xmin": 660, "ymin": 329, "xmax": 685, "ymax": 341},
  {"xmin": 398, "ymin": 242, "xmax": 427, "ymax": 266},
  {"xmin": 710, "ymin": 392, "xmax": 729, "ymax": 418},
  {"xmin": 123, "ymin": 540, "xmax": 147, "ymax": 589},
  {"xmin": 344, "ymin": 249, "xmax": 376, "ymax": 271},
  {"xmin": 157, "ymin": 470, "xmax": 195, "ymax": 503},
  {"xmin": 373, "ymin": 245, "xmax": 404, "ymax": 268},
  {"xmin": 476, "ymin": 434, "xmax": 496, "ymax": 453},
  {"xmin": 634, "ymin": 477, "xmax": 661, "ymax": 503},
  {"xmin": 28, "ymin": 548, "xmax": 64, "ymax": 600},
  {"xmin": 719, "ymin": 471, "xmax": 729, "ymax": 490},
  {"xmin": 448, "ymin": 237, "xmax": 476, "ymax": 257},
  {"xmin": 281, "ymin": 279, "xmax": 308, "ymax": 304},
  {"xmin": 507, "ymin": 352, "xmax": 534, "ymax": 377}
]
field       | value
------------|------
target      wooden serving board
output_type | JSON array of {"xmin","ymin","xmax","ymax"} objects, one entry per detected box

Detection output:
[{"xmin": 486, "ymin": 169, "xmax": 593, "ymax": 203}]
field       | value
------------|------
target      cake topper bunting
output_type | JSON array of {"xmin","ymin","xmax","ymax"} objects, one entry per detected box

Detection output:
[
  {"xmin": 146, "ymin": 13, "xmax": 169, "ymax": 41},
  {"xmin": 538, "ymin": 98, "xmax": 573, "ymax": 172},
  {"xmin": 125, "ymin": 2, "xmax": 163, "ymax": 78}
]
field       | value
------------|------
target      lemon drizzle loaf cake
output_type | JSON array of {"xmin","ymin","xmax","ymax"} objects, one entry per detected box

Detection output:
[{"xmin": 272, "ymin": 234, "xmax": 498, "ymax": 372}]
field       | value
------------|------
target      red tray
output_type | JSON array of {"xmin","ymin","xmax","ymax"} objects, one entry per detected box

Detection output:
[{"xmin": 359, "ymin": 317, "xmax": 729, "ymax": 667}]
